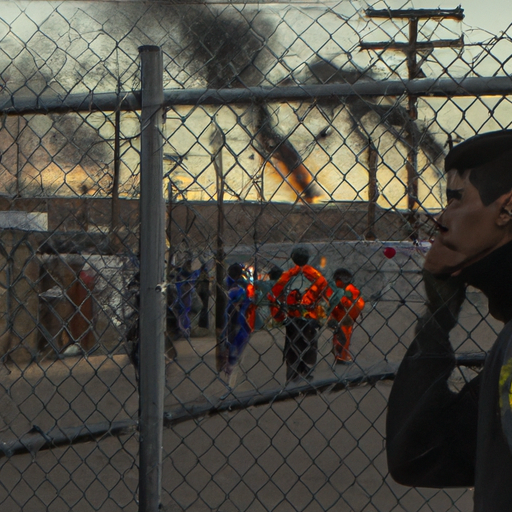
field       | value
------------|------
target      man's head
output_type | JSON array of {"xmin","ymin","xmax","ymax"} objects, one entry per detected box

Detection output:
[
  {"xmin": 333, "ymin": 268, "xmax": 353, "ymax": 288},
  {"xmin": 268, "ymin": 265, "xmax": 283, "ymax": 281},
  {"xmin": 425, "ymin": 129, "xmax": 512, "ymax": 275},
  {"xmin": 227, "ymin": 263, "xmax": 244, "ymax": 281},
  {"xmin": 291, "ymin": 246, "xmax": 310, "ymax": 267}
]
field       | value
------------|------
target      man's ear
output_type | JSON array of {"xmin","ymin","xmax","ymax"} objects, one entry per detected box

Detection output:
[{"xmin": 497, "ymin": 191, "xmax": 512, "ymax": 226}]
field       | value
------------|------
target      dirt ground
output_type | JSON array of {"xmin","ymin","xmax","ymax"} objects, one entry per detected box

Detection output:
[{"xmin": 0, "ymin": 292, "xmax": 490, "ymax": 512}]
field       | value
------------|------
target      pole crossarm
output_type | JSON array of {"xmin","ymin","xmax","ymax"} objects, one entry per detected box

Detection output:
[
  {"xmin": 360, "ymin": 37, "xmax": 464, "ymax": 51},
  {"xmin": 361, "ymin": 7, "xmax": 464, "ymax": 218},
  {"xmin": 365, "ymin": 7, "xmax": 465, "ymax": 20}
]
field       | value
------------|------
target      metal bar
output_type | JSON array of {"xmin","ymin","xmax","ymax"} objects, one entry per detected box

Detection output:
[
  {"xmin": 161, "ymin": 78, "xmax": 510, "ymax": 104},
  {"xmin": 164, "ymin": 352, "xmax": 485, "ymax": 427},
  {"xmin": 0, "ymin": 91, "xmax": 141, "ymax": 115},
  {"xmin": 365, "ymin": 7, "xmax": 464, "ymax": 20},
  {"xmin": 360, "ymin": 37, "xmax": 464, "ymax": 51},
  {"xmin": 15, "ymin": 118, "xmax": 21, "ymax": 196},
  {"xmin": 212, "ymin": 124, "xmax": 226, "ymax": 370},
  {"xmin": 3, "ymin": 76, "xmax": 512, "ymax": 115},
  {"xmin": 366, "ymin": 138, "xmax": 378, "ymax": 240},
  {"xmin": 138, "ymin": 45, "xmax": 165, "ymax": 512},
  {"xmin": 165, "ymin": 370, "xmax": 397, "ymax": 426},
  {"xmin": 0, "ymin": 420, "xmax": 137, "ymax": 459},
  {"xmin": 163, "ymin": 351, "xmax": 484, "ymax": 426},
  {"xmin": 110, "ymin": 107, "xmax": 121, "ymax": 250},
  {"xmin": 0, "ymin": 352, "xmax": 485, "ymax": 458}
]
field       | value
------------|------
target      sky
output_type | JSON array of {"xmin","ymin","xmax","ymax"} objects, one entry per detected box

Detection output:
[{"xmin": 411, "ymin": 0, "xmax": 511, "ymax": 33}]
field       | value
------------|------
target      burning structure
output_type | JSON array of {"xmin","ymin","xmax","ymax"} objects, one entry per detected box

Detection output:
[{"xmin": 0, "ymin": 1, "xmax": 463, "ymax": 209}]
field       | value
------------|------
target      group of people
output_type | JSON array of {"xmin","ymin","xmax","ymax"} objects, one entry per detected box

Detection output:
[{"xmin": 221, "ymin": 246, "xmax": 365, "ymax": 383}]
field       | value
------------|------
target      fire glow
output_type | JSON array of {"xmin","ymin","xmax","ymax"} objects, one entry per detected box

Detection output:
[
  {"xmin": 269, "ymin": 158, "xmax": 319, "ymax": 204},
  {"xmin": 256, "ymin": 105, "xmax": 321, "ymax": 204}
]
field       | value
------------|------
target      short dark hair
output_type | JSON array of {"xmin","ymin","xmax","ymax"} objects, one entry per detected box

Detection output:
[
  {"xmin": 227, "ymin": 263, "xmax": 244, "ymax": 280},
  {"xmin": 268, "ymin": 266, "xmax": 283, "ymax": 281},
  {"xmin": 445, "ymin": 129, "xmax": 512, "ymax": 206},
  {"xmin": 333, "ymin": 268, "xmax": 352, "ymax": 284},
  {"xmin": 291, "ymin": 246, "xmax": 310, "ymax": 266}
]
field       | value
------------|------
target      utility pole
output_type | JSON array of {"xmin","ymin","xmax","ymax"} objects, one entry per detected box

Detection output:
[{"xmin": 362, "ymin": 7, "xmax": 464, "ymax": 233}]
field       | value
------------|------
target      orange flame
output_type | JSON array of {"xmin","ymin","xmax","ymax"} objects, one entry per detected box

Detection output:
[{"xmin": 256, "ymin": 106, "xmax": 320, "ymax": 204}]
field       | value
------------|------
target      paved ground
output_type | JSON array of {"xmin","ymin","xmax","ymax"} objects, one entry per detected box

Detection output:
[
  {"xmin": 160, "ymin": 329, "xmax": 475, "ymax": 512},
  {"xmin": 0, "ymin": 289, "xmax": 498, "ymax": 511}
]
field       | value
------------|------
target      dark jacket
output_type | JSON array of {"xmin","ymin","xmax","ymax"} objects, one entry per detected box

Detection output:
[{"xmin": 387, "ymin": 243, "xmax": 512, "ymax": 511}]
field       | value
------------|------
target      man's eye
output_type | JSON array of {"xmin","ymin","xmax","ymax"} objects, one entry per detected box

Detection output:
[{"xmin": 446, "ymin": 190, "xmax": 462, "ymax": 202}]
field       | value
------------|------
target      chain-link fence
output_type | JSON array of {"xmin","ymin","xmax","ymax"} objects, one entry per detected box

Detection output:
[{"xmin": 0, "ymin": 0, "xmax": 511, "ymax": 510}]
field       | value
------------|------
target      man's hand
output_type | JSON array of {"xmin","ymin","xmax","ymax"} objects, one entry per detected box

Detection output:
[{"xmin": 422, "ymin": 269, "xmax": 466, "ymax": 332}]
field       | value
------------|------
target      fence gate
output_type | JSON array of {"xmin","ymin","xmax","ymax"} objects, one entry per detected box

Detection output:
[{"xmin": 0, "ymin": 1, "xmax": 511, "ymax": 511}]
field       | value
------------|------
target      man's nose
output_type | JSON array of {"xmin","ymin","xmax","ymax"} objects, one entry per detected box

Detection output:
[{"xmin": 432, "ymin": 209, "xmax": 448, "ymax": 231}]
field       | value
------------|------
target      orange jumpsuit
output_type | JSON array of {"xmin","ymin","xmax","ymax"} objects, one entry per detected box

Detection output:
[
  {"xmin": 329, "ymin": 283, "xmax": 365, "ymax": 362},
  {"xmin": 268, "ymin": 264, "xmax": 330, "ymax": 381}
]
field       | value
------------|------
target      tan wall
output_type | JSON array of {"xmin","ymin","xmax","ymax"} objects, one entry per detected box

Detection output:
[
  {"xmin": 0, "ymin": 230, "xmax": 41, "ymax": 364},
  {"xmin": 0, "ymin": 196, "xmax": 424, "ymax": 248}
]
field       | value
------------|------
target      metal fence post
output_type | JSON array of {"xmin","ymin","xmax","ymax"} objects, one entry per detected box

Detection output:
[{"xmin": 138, "ymin": 45, "xmax": 165, "ymax": 512}]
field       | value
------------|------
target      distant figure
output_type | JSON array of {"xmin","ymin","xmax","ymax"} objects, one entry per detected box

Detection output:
[
  {"xmin": 196, "ymin": 263, "xmax": 211, "ymax": 331},
  {"xmin": 222, "ymin": 263, "xmax": 256, "ymax": 376},
  {"xmin": 254, "ymin": 265, "xmax": 283, "ymax": 330},
  {"xmin": 328, "ymin": 268, "xmax": 365, "ymax": 364},
  {"xmin": 268, "ymin": 247, "xmax": 329, "ymax": 383},
  {"xmin": 174, "ymin": 261, "xmax": 201, "ymax": 338}
]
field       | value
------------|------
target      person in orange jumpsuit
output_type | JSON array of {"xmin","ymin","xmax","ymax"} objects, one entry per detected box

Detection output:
[
  {"xmin": 268, "ymin": 247, "xmax": 329, "ymax": 382},
  {"xmin": 328, "ymin": 268, "xmax": 365, "ymax": 364}
]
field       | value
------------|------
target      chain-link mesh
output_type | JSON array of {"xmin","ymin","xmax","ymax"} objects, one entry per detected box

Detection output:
[{"xmin": 0, "ymin": 0, "xmax": 511, "ymax": 510}]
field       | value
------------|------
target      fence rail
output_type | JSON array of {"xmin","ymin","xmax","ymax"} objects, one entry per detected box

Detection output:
[{"xmin": 4, "ymin": 76, "xmax": 512, "ymax": 116}]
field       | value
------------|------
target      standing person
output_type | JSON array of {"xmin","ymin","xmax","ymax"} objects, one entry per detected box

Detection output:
[
  {"xmin": 174, "ymin": 260, "xmax": 201, "ymax": 339},
  {"xmin": 328, "ymin": 268, "xmax": 365, "ymax": 364},
  {"xmin": 254, "ymin": 265, "xmax": 283, "ymax": 330},
  {"xmin": 268, "ymin": 247, "xmax": 329, "ymax": 383},
  {"xmin": 196, "ymin": 263, "xmax": 211, "ymax": 331},
  {"xmin": 222, "ymin": 263, "xmax": 256, "ymax": 376},
  {"xmin": 386, "ymin": 130, "xmax": 512, "ymax": 511}
]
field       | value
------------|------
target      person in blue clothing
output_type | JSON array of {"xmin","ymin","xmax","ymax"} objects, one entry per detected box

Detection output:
[
  {"xmin": 386, "ymin": 130, "xmax": 512, "ymax": 512},
  {"xmin": 222, "ymin": 263, "xmax": 256, "ymax": 376},
  {"xmin": 174, "ymin": 261, "xmax": 201, "ymax": 338}
]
